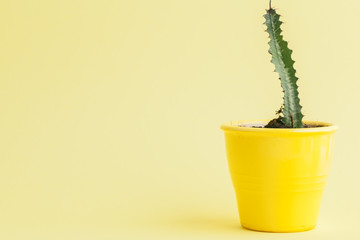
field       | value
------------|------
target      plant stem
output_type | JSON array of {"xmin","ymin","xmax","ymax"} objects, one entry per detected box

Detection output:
[{"xmin": 264, "ymin": 8, "xmax": 304, "ymax": 128}]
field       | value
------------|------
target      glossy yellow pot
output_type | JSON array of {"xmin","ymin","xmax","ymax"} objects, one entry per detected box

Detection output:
[{"xmin": 221, "ymin": 120, "xmax": 338, "ymax": 232}]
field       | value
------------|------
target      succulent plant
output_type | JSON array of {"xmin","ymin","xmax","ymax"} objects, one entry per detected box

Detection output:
[{"xmin": 264, "ymin": 0, "xmax": 304, "ymax": 128}]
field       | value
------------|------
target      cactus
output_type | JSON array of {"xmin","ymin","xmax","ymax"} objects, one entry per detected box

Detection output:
[{"xmin": 264, "ymin": 1, "xmax": 304, "ymax": 128}]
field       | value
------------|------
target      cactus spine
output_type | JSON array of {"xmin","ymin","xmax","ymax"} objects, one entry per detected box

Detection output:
[{"xmin": 264, "ymin": 3, "xmax": 304, "ymax": 128}]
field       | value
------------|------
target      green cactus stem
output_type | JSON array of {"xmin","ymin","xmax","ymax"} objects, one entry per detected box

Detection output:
[{"xmin": 264, "ymin": 4, "xmax": 304, "ymax": 128}]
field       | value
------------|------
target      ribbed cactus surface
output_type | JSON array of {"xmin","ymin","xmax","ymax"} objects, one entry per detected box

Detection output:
[{"xmin": 264, "ymin": 5, "xmax": 304, "ymax": 128}]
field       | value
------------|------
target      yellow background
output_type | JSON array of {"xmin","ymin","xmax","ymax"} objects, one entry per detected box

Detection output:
[{"xmin": 0, "ymin": 0, "xmax": 358, "ymax": 239}]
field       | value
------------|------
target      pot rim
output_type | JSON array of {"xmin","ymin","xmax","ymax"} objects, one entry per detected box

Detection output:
[{"xmin": 221, "ymin": 120, "xmax": 338, "ymax": 133}]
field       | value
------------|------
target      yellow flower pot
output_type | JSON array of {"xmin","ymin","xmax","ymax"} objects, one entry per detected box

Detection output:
[{"xmin": 221, "ymin": 120, "xmax": 338, "ymax": 232}]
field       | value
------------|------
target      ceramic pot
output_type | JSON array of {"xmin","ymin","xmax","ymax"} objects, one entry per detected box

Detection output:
[{"xmin": 221, "ymin": 120, "xmax": 338, "ymax": 232}]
